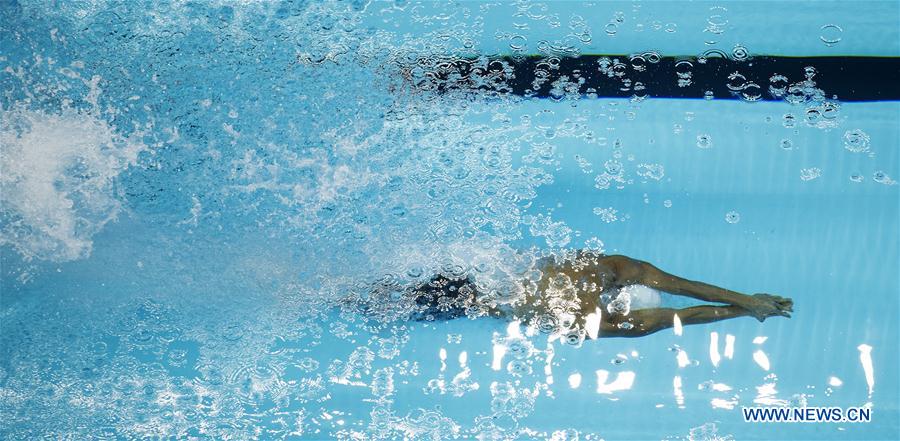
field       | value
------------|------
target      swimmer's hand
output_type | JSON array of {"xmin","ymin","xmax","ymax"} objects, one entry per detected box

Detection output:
[{"xmin": 745, "ymin": 293, "xmax": 793, "ymax": 322}]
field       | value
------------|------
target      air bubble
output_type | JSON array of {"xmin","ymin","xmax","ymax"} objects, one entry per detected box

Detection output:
[
  {"xmin": 593, "ymin": 207, "xmax": 618, "ymax": 223},
  {"xmin": 805, "ymin": 108, "xmax": 822, "ymax": 125},
  {"xmin": 507, "ymin": 360, "xmax": 532, "ymax": 376},
  {"xmin": 371, "ymin": 367, "xmax": 394, "ymax": 397},
  {"xmin": 594, "ymin": 174, "xmax": 612, "ymax": 190},
  {"xmin": 696, "ymin": 134, "xmax": 713, "ymax": 149},
  {"xmin": 563, "ymin": 329, "xmax": 585, "ymax": 346},
  {"xmin": 629, "ymin": 54, "xmax": 647, "ymax": 72},
  {"xmin": 697, "ymin": 49, "xmax": 729, "ymax": 65},
  {"xmin": 509, "ymin": 35, "xmax": 528, "ymax": 52},
  {"xmin": 843, "ymin": 129, "xmax": 870, "ymax": 153},
  {"xmin": 637, "ymin": 163, "xmax": 665, "ymax": 180},
  {"xmin": 605, "ymin": 23, "xmax": 618, "ymax": 36},
  {"xmin": 725, "ymin": 211, "xmax": 740, "ymax": 224},
  {"xmin": 707, "ymin": 7, "xmax": 729, "ymax": 27},
  {"xmin": 800, "ymin": 168, "xmax": 822, "ymax": 181},
  {"xmin": 804, "ymin": 66, "xmax": 817, "ymax": 80},
  {"xmin": 674, "ymin": 60, "xmax": 693, "ymax": 76},
  {"xmin": 726, "ymin": 72, "xmax": 747, "ymax": 91},
  {"xmin": 783, "ymin": 113, "xmax": 796, "ymax": 128},
  {"xmin": 536, "ymin": 314, "xmax": 559, "ymax": 334},
  {"xmin": 769, "ymin": 74, "xmax": 789, "ymax": 97},
  {"xmin": 873, "ymin": 171, "xmax": 897, "ymax": 185},
  {"xmin": 740, "ymin": 83, "xmax": 762, "ymax": 101},
  {"xmin": 820, "ymin": 24, "xmax": 843, "ymax": 46},
  {"xmin": 821, "ymin": 101, "xmax": 840, "ymax": 119},
  {"xmin": 584, "ymin": 237, "xmax": 605, "ymax": 253},
  {"xmin": 506, "ymin": 338, "xmax": 533, "ymax": 359},
  {"xmin": 731, "ymin": 44, "xmax": 749, "ymax": 61},
  {"xmin": 604, "ymin": 159, "xmax": 624, "ymax": 175},
  {"xmin": 607, "ymin": 292, "xmax": 631, "ymax": 316},
  {"xmin": 674, "ymin": 60, "xmax": 693, "ymax": 87}
]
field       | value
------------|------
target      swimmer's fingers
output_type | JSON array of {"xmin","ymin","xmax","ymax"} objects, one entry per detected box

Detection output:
[
  {"xmin": 760, "ymin": 293, "xmax": 794, "ymax": 312},
  {"xmin": 767, "ymin": 294, "xmax": 790, "ymax": 303},
  {"xmin": 755, "ymin": 293, "xmax": 788, "ymax": 305},
  {"xmin": 776, "ymin": 301, "xmax": 793, "ymax": 318},
  {"xmin": 777, "ymin": 298, "xmax": 793, "ymax": 312},
  {"xmin": 763, "ymin": 309, "xmax": 790, "ymax": 319}
]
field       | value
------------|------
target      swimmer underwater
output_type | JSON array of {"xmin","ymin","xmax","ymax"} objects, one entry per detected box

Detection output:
[{"xmin": 366, "ymin": 251, "xmax": 793, "ymax": 339}]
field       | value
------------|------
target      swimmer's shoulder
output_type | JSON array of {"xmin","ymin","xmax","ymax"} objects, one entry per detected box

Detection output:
[{"xmin": 531, "ymin": 250, "xmax": 620, "ymax": 274}]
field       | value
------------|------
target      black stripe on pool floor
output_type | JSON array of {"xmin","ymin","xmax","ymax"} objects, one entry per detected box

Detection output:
[{"xmin": 417, "ymin": 55, "xmax": 900, "ymax": 102}]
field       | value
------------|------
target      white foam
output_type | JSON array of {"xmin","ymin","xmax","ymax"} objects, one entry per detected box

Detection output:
[{"xmin": 0, "ymin": 108, "xmax": 145, "ymax": 262}]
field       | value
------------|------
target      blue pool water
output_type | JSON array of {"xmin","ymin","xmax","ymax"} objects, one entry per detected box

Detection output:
[{"xmin": 2, "ymin": 1, "xmax": 898, "ymax": 440}]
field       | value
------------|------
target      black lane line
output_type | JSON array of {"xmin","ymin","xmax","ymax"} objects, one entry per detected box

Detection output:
[{"xmin": 424, "ymin": 55, "xmax": 900, "ymax": 102}]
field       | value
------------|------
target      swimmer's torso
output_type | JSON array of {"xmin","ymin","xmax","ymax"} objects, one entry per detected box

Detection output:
[
  {"xmin": 365, "ymin": 251, "xmax": 651, "ymax": 330},
  {"xmin": 499, "ymin": 251, "xmax": 622, "ymax": 324}
]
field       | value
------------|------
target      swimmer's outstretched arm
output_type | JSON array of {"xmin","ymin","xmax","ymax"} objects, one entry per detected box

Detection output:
[
  {"xmin": 603, "ymin": 255, "xmax": 792, "ymax": 321},
  {"xmin": 604, "ymin": 255, "xmax": 749, "ymax": 305},
  {"xmin": 602, "ymin": 305, "xmax": 750, "ymax": 338}
]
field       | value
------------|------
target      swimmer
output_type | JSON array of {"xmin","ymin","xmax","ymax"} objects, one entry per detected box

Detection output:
[{"xmin": 393, "ymin": 251, "xmax": 792, "ymax": 339}]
